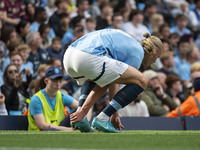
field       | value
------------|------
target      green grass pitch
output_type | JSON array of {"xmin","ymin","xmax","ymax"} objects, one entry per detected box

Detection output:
[{"xmin": 0, "ymin": 130, "xmax": 200, "ymax": 150}]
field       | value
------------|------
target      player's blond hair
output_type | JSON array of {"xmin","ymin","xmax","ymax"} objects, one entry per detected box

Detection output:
[{"xmin": 141, "ymin": 32, "xmax": 163, "ymax": 55}]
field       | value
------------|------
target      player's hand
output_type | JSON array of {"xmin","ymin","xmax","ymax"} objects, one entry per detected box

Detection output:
[
  {"xmin": 70, "ymin": 110, "xmax": 86, "ymax": 123},
  {"xmin": 110, "ymin": 112, "xmax": 124, "ymax": 131},
  {"xmin": 0, "ymin": 94, "xmax": 5, "ymax": 105},
  {"xmin": 154, "ymin": 85, "xmax": 164, "ymax": 97}
]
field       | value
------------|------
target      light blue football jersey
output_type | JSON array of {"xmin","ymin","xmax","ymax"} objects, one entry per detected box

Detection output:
[{"xmin": 70, "ymin": 29, "xmax": 144, "ymax": 69}]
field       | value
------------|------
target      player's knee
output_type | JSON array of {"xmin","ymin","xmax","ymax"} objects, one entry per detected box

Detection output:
[{"xmin": 138, "ymin": 75, "xmax": 148, "ymax": 89}]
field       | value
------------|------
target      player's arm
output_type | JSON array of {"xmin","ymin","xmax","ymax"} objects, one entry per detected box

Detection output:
[
  {"xmin": 70, "ymin": 99, "xmax": 79, "ymax": 109},
  {"xmin": 70, "ymin": 84, "xmax": 110, "ymax": 123},
  {"xmin": 33, "ymin": 114, "xmax": 73, "ymax": 131}
]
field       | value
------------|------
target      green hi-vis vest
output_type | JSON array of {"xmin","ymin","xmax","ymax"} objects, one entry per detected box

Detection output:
[{"xmin": 28, "ymin": 90, "xmax": 65, "ymax": 131}]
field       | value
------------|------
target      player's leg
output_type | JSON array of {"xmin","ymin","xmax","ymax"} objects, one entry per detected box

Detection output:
[
  {"xmin": 71, "ymin": 81, "xmax": 96, "ymax": 132},
  {"xmin": 92, "ymin": 65, "xmax": 148, "ymax": 132}
]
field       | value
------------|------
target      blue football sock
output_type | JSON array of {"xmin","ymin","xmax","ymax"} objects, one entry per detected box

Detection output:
[{"xmin": 102, "ymin": 84, "xmax": 144, "ymax": 117}]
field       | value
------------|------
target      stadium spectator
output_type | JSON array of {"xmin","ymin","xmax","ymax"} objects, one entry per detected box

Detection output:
[
  {"xmin": 143, "ymin": 1, "xmax": 157, "ymax": 28},
  {"xmin": 167, "ymin": 77, "xmax": 200, "ymax": 117},
  {"xmin": 124, "ymin": 9, "xmax": 149, "ymax": 42},
  {"xmin": 39, "ymin": 24, "xmax": 52, "ymax": 49},
  {"xmin": 88, "ymin": 0, "xmax": 108, "ymax": 18},
  {"xmin": 59, "ymin": 13, "xmax": 70, "ymax": 38},
  {"xmin": 37, "ymin": 64, "xmax": 50, "ymax": 79},
  {"xmin": 0, "ymin": 26, "xmax": 17, "ymax": 46},
  {"xmin": 48, "ymin": 0, "xmax": 69, "ymax": 38},
  {"xmin": 170, "ymin": 14, "xmax": 191, "ymax": 37},
  {"xmin": 69, "ymin": 24, "xmax": 85, "ymax": 45},
  {"xmin": 159, "ymin": 24, "xmax": 170, "ymax": 41},
  {"xmin": 190, "ymin": 62, "xmax": 200, "ymax": 75},
  {"xmin": 1, "ymin": 39, "xmax": 20, "ymax": 73},
  {"xmin": 17, "ymin": 44, "xmax": 34, "ymax": 80},
  {"xmin": 155, "ymin": 0, "xmax": 173, "ymax": 25},
  {"xmin": 46, "ymin": 37, "xmax": 63, "ymax": 61},
  {"xmin": 149, "ymin": 13, "xmax": 164, "ymax": 34},
  {"xmin": 44, "ymin": 0, "xmax": 57, "ymax": 22},
  {"xmin": 25, "ymin": 2, "xmax": 35, "ymax": 24},
  {"xmin": 178, "ymin": 45, "xmax": 200, "ymax": 87},
  {"xmin": 0, "ymin": 93, "xmax": 8, "ymax": 115},
  {"xmin": 187, "ymin": 0, "xmax": 200, "ymax": 32},
  {"xmin": 174, "ymin": 1, "xmax": 193, "ymax": 23},
  {"xmin": 189, "ymin": 68, "xmax": 200, "ymax": 96},
  {"xmin": 9, "ymin": 51, "xmax": 23, "ymax": 71},
  {"xmin": 119, "ymin": 94, "xmax": 149, "ymax": 117},
  {"xmin": 28, "ymin": 67, "xmax": 78, "ymax": 131},
  {"xmin": 24, "ymin": 0, "xmax": 43, "ymax": 7},
  {"xmin": 162, "ymin": 39, "xmax": 170, "ymax": 52},
  {"xmin": 70, "ymin": 0, "xmax": 91, "ymax": 19},
  {"xmin": 168, "ymin": 33, "xmax": 180, "ymax": 54},
  {"xmin": 157, "ymin": 72, "xmax": 167, "ymax": 90},
  {"xmin": 30, "ymin": 7, "xmax": 55, "ymax": 39},
  {"xmin": 28, "ymin": 79, "xmax": 40, "ymax": 97},
  {"xmin": 64, "ymin": 29, "xmax": 163, "ymax": 132},
  {"xmin": 0, "ymin": 0, "xmax": 27, "ymax": 25},
  {"xmin": 84, "ymin": 17, "xmax": 96, "ymax": 34},
  {"xmin": 141, "ymin": 70, "xmax": 178, "ymax": 116},
  {"xmin": 165, "ymin": 74, "xmax": 184, "ymax": 104},
  {"xmin": 26, "ymin": 32, "xmax": 50, "ymax": 79},
  {"xmin": 174, "ymin": 39, "xmax": 190, "ymax": 72},
  {"xmin": 120, "ymin": 7, "xmax": 131, "ymax": 24},
  {"xmin": 96, "ymin": 2, "xmax": 113, "ymax": 30},
  {"xmin": 16, "ymin": 19, "xmax": 30, "ymax": 44},
  {"xmin": 1, "ymin": 64, "xmax": 31, "ymax": 115},
  {"xmin": 107, "ymin": 13, "xmax": 123, "ymax": 30},
  {"xmin": 158, "ymin": 51, "xmax": 176, "ymax": 76},
  {"xmin": 0, "ymin": 23, "xmax": 9, "ymax": 82},
  {"xmin": 114, "ymin": 0, "xmax": 135, "ymax": 13},
  {"xmin": 10, "ymin": 51, "xmax": 32, "ymax": 82},
  {"xmin": 62, "ymin": 16, "xmax": 84, "ymax": 48},
  {"xmin": 47, "ymin": 57, "xmax": 62, "ymax": 71}
]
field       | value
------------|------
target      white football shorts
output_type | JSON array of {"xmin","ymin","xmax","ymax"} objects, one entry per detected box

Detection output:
[{"xmin": 63, "ymin": 47, "xmax": 128, "ymax": 87}]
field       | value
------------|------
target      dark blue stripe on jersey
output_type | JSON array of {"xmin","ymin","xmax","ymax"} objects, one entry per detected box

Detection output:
[
  {"xmin": 106, "ymin": 48, "xmax": 114, "ymax": 58},
  {"xmin": 73, "ymin": 76, "xmax": 85, "ymax": 79},
  {"xmin": 93, "ymin": 62, "xmax": 106, "ymax": 82}
]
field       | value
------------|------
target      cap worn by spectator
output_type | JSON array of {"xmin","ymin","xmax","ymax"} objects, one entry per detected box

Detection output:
[
  {"xmin": 143, "ymin": 70, "xmax": 158, "ymax": 80},
  {"xmin": 45, "ymin": 67, "xmax": 63, "ymax": 79}
]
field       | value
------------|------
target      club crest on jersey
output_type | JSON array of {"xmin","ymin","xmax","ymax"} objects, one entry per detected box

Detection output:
[{"xmin": 116, "ymin": 61, "xmax": 123, "ymax": 67}]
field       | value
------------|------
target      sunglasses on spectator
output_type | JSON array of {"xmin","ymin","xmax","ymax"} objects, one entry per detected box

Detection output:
[{"xmin": 8, "ymin": 69, "xmax": 18, "ymax": 74}]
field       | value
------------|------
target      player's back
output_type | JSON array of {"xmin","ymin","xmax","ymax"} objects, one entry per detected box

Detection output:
[{"xmin": 70, "ymin": 29, "xmax": 144, "ymax": 69}]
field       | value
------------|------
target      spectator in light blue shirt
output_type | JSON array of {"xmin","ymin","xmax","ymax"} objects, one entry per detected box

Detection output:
[
  {"xmin": 170, "ymin": 14, "xmax": 191, "ymax": 37},
  {"xmin": 30, "ymin": 7, "xmax": 55, "ymax": 38}
]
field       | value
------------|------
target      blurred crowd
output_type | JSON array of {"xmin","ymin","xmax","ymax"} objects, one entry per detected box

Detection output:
[{"xmin": 0, "ymin": 0, "xmax": 200, "ymax": 118}]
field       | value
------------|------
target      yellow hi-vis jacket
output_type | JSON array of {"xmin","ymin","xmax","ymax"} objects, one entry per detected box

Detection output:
[{"xmin": 28, "ymin": 90, "xmax": 65, "ymax": 131}]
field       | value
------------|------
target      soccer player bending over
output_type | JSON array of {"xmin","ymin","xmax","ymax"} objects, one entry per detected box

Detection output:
[{"xmin": 63, "ymin": 29, "xmax": 163, "ymax": 133}]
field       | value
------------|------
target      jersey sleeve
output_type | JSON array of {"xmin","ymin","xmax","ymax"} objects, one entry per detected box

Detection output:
[
  {"xmin": 29, "ymin": 95, "xmax": 43, "ymax": 116},
  {"xmin": 61, "ymin": 92, "xmax": 74, "ymax": 107}
]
